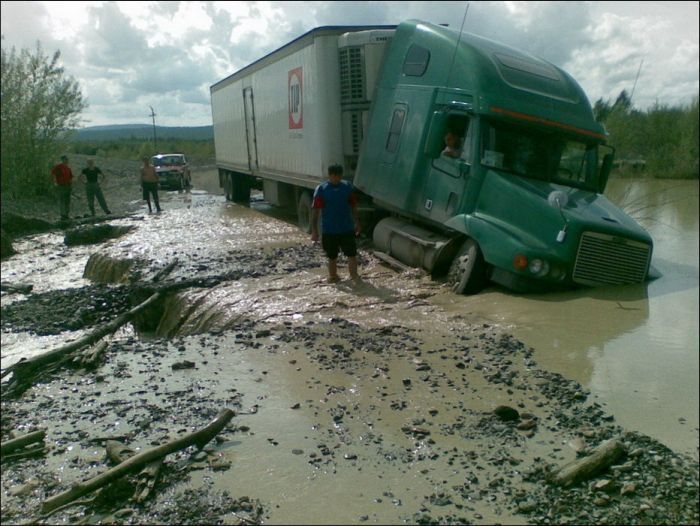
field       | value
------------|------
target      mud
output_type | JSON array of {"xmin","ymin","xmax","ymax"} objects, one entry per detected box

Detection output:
[{"xmin": 1, "ymin": 159, "xmax": 698, "ymax": 525}]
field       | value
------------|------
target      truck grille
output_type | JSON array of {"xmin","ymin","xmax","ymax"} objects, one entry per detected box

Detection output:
[{"xmin": 572, "ymin": 231, "xmax": 651, "ymax": 286}]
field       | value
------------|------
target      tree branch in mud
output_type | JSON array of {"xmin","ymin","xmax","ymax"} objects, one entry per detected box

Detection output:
[
  {"xmin": 547, "ymin": 438, "xmax": 626, "ymax": 487},
  {"xmin": 105, "ymin": 440, "xmax": 163, "ymax": 503},
  {"xmin": 1, "ymin": 292, "xmax": 163, "ymax": 396},
  {"xmin": 1, "ymin": 429, "xmax": 46, "ymax": 456},
  {"xmin": 42, "ymin": 408, "xmax": 236, "ymax": 514}
]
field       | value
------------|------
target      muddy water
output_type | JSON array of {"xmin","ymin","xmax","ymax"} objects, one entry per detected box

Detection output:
[
  {"xmin": 1, "ymin": 173, "xmax": 697, "ymax": 524},
  {"xmin": 181, "ymin": 174, "xmax": 699, "ymax": 458}
]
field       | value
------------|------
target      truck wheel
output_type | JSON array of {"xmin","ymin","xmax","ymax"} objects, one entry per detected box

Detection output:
[
  {"xmin": 297, "ymin": 192, "xmax": 312, "ymax": 233},
  {"xmin": 447, "ymin": 238, "xmax": 488, "ymax": 295}
]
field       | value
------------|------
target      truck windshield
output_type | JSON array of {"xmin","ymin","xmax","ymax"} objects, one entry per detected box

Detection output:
[
  {"xmin": 480, "ymin": 120, "xmax": 599, "ymax": 191},
  {"xmin": 152, "ymin": 156, "xmax": 184, "ymax": 166}
]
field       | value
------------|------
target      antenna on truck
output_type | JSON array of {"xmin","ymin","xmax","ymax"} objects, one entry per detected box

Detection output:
[
  {"xmin": 629, "ymin": 59, "xmax": 644, "ymax": 106},
  {"xmin": 446, "ymin": 2, "xmax": 470, "ymax": 87}
]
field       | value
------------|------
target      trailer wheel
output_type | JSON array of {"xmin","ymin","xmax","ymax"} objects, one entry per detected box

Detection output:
[
  {"xmin": 447, "ymin": 238, "xmax": 488, "ymax": 295},
  {"xmin": 297, "ymin": 191, "xmax": 313, "ymax": 233}
]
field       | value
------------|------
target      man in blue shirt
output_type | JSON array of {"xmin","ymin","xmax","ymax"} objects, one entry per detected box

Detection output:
[{"xmin": 311, "ymin": 164, "xmax": 361, "ymax": 283}]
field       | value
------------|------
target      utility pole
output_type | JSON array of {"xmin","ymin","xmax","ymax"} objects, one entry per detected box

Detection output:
[{"xmin": 149, "ymin": 106, "xmax": 157, "ymax": 153}]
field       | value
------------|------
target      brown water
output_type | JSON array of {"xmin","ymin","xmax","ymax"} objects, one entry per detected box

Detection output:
[
  {"xmin": 1, "ymin": 173, "xmax": 697, "ymax": 524},
  {"xmin": 192, "ymin": 173, "xmax": 699, "ymax": 458}
]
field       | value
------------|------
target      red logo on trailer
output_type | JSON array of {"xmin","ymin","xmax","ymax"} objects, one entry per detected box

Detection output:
[{"xmin": 288, "ymin": 67, "xmax": 303, "ymax": 129}]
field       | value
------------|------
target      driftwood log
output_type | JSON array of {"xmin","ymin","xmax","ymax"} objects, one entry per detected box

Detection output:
[
  {"xmin": 1, "ymin": 429, "xmax": 46, "ymax": 456},
  {"xmin": 42, "ymin": 408, "xmax": 235, "ymax": 514},
  {"xmin": 0, "ymin": 282, "xmax": 34, "ymax": 294},
  {"xmin": 1, "ymin": 292, "xmax": 163, "ymax": 395},
  {"xmin": 548, "ymin": 438, "xmax": 626, "ymax": 487},
  {"xmin": 105, "ymin": 440, "xmax": 163, "ymax": 503}
]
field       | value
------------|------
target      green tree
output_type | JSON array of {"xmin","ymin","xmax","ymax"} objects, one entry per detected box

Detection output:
[{"xmin": 1, "ymin": 41, "xmax": 87, "ymax": 197}]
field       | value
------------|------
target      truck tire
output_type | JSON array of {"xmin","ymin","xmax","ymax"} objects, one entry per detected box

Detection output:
[
  {"xmin": 447, "ymin": 238, "xmax": 488, "ymax": 295},
  {"xmin": 297, "ymin": 192, "xmax": 313, "ymax": 233}
]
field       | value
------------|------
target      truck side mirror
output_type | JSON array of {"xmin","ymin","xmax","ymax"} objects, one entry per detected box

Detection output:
[
  {"xmin": 599, "ymin": 152, "xmax": 614, "ymax": 193},
  {"xmin": 424, "ymin": 111, "xmax": 448, "ymax": 159}
]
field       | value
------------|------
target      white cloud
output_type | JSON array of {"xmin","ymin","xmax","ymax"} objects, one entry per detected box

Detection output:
[{"xmin": 1, "ymin": 0, "xmax": 697, "ymax": 126}]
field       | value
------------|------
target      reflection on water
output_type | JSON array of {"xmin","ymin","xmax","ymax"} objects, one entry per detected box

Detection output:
[{"xmin": 436, "ymin": 179, "xmax": 699, "ymax": 457}]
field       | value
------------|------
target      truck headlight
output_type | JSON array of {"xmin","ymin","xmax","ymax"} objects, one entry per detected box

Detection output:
[{"xmin": 528, "ymin": 258, "xmax": 550, "ymax": 276}]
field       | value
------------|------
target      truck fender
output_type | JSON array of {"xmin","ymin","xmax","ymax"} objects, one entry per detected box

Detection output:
[{"xmin": 443, "ymin": 213, "xmax": 533, "ymax": 268}]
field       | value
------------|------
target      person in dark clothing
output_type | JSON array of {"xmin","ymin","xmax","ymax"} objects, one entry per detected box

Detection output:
[
  {"xmin": 310, "ymin": 164, "xmax": 361, "ymax": 283},
  {"xmin": 51, "ymin": 155, "xmax": 74, "ymax": 221},
  {"xmin": 140, "ymin": 156, "xmax": 162, "ymax": 213},
  {"xmin": 81, "ymin": 159, "xmax": 111, "ymax": 216}
]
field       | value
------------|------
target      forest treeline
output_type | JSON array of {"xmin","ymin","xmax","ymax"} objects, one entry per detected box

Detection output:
[
  {"xmin": 1, "ymin": 41, "xmax": 698, "ymax": 199},
  {"xmin": 69, "ymin": 137, "xmax": 215, "ymax": 162},
  {"xmin": 594, "ymin": 91, "xmax": 699, "ymax": 179}
]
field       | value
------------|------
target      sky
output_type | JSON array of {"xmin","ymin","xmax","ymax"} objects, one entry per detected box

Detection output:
[{"xmin": 1, "ymin": 1, "xmax": 698, "ymax": 128}]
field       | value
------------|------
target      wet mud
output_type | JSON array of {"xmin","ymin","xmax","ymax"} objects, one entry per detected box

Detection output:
[{"xmin": 1, "ymin": 167, "xmax": 698, "ymax": 525}]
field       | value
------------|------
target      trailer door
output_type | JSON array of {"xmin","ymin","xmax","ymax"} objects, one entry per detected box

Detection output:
[{"xmin": 243, "ymin": 87, "xmax": 259, "ymax": 171}]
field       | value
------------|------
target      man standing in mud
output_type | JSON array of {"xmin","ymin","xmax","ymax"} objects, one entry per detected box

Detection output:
[
  {"xmin": 310, "ymin": 164, "xmax": 361, "ymax": 283},
  {"xmin": 81, "ymin": 159, "xmax": 112, "ymax": 217},
  {"xmin": 51, "ymin": 155, "xmax": 74, "ymax": 221}
]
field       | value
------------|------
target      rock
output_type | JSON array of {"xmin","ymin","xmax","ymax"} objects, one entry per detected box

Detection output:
[
  {"xmin": 64, "ymin": 224, "xmax": 134, "ymax": 246},
  {"xmin": 518, "ymin": 500, "xmax": 537, "ymax": 512},
  {"xmin": 620, "ymin": 482, "xmax": 637, "ymax": 496},
  {"xmin": 172, "ymin": 360, "xmax": 196, "ymax": 370},
  {"xmin": 493, "ymin": 405, "xmax": 519, "ymax": 422}
]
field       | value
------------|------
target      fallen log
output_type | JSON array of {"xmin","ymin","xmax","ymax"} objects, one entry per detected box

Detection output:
[
  {"xmin": 0, "ymin": 281, "xmax": 34, "ymax": 294},
  {"xmin": 152, "ymin": 259, "xmax": 179, "ymax": 283},
  {"xmin": 42, "ymin": 408, "xmax": 235, "ymax": 514},
  {"xmin": 1, "ymin": 429, "xmax": 46, "ymax": 456},
  {"xmin": 547, "ymin": 437, "xmax": 626, "ymax": 487},
  {"xmin": 2, "ymin": 444, "xmax": 46, "ymax": 462},
  {"xmin": 1, "ymin": 292, "xmax": 163, "ymax": 395},
  {"xmin": 105, "ymin": 440, "xmax": 163, "ymax": 503},
  {"xmin": 75, "ymin": 341, "xmax": 109, "ymax": 369}
]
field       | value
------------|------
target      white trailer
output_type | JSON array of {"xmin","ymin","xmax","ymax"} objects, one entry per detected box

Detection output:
[{"xmin": 210, "ymin": 25, "xmax": 394, "ymax": 230}]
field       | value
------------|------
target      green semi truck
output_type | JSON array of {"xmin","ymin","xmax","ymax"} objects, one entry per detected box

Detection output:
[{"xmin": 211, "ymin": 19, "xmax": 653, "ymax": 294}]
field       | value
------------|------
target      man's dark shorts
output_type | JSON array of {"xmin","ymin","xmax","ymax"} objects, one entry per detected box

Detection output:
[
  {"xmin": 142, "ymin": 181, "xmax": 158, "ymax": 200},
  {"xmin": 322, "ymin": 231, "xmax": 357, "ymax": 260}
]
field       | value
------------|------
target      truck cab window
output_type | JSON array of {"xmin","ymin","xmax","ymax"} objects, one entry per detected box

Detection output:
[
  {"xmin": 440, "ymin": 115, "xmax": 472, "ymax": 162},
  {"xmin": 403, "ymin": 44, "xmax": 430, "ymax": 76},
  {"xmin": 385, "ymin": 108, "xmax": 406, "ymax": 153}
]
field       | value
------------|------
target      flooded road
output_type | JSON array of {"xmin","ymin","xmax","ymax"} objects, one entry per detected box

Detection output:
[
  {"xmin": 431, "ymin": 179, "xmax": 699, "ymax": 458},
  {"xmin": 1, "ymin": 172, "xmax": 698, "ymax": 525},
  {"xmin": 240, "ymin": 176, "xmax": 700, "ymax": 459}
]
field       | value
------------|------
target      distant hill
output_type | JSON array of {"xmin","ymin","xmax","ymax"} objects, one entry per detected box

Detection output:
[{"xmin": 72, "ymin": 124, "xmax": 213, "ymax": 142}]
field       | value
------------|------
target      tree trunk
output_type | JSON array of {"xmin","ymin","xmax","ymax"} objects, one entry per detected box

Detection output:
[
  {"xmin": 42, "ymin": 408, "xmax": 235, "ymax": 514},
  {"xmin": 1, "ymin": 292, "xmax": 163, "ymax": 393},
  {"xmin": 548, "ymin": 438, "xmax": 626, "ymax": 487},
  {"xmin": 1, "ymin": 429, "xmax": 46, "ymax": 456}
]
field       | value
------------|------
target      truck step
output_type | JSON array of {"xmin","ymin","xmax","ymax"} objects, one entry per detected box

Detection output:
[{"xmin": 372, "ymin": 250, "xmax": 414, "ymax": 272}]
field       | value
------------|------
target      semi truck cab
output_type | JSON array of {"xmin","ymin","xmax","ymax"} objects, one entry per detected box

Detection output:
[{"xmin": 353, "ymin": 20, "xmax": 653, "ymax": 293}]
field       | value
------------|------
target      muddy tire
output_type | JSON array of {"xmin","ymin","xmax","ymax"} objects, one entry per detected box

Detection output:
[
  {"xmin": 297, "ymin": 192, "xmax": 313, "ymax": 233},
  {"xmin": 447, "ymin": 238, "xmax": 488, "ymax": 295}
]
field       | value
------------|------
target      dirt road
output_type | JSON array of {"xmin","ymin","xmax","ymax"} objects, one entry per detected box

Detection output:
[{"xmin": 1, "ymin": 157, "xmax": 698, "ymax": 525}]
